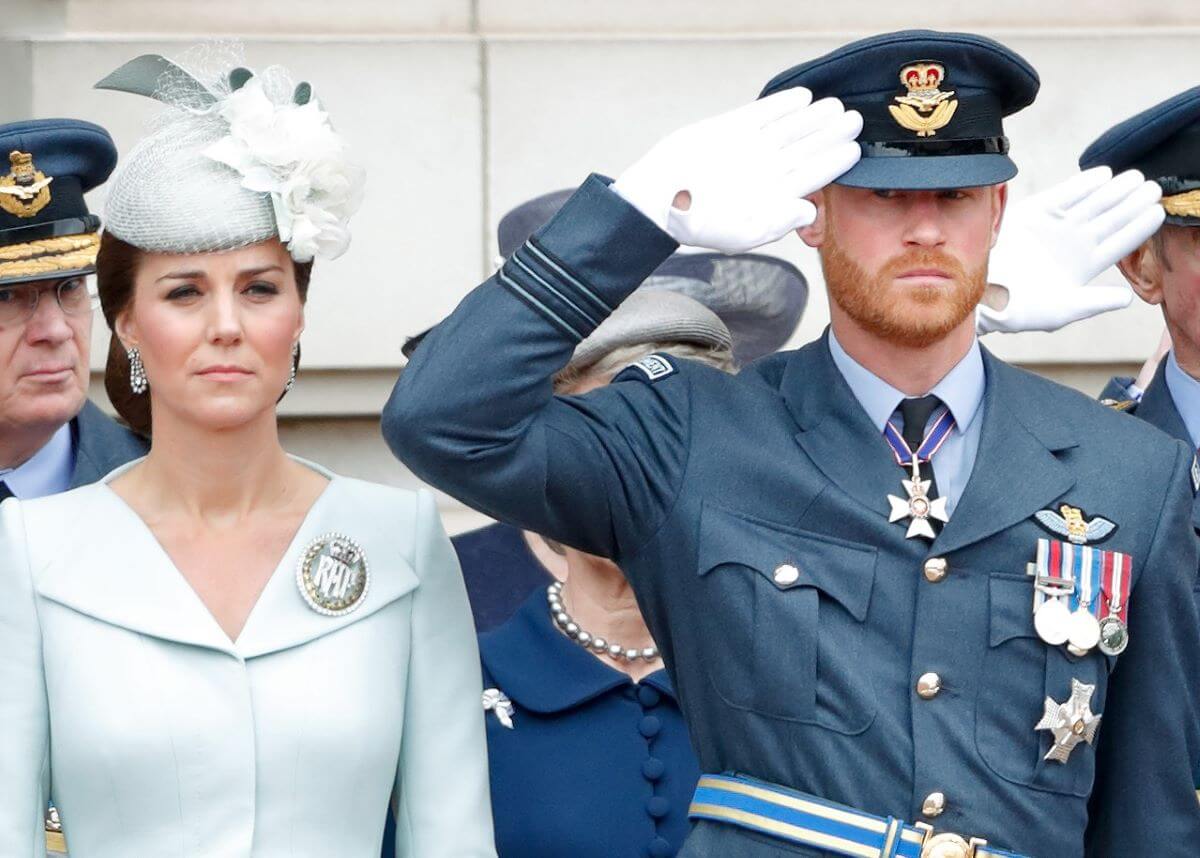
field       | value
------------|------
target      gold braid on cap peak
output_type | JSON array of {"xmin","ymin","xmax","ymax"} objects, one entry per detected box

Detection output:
[
  {"xmin": 1163, "ymin": 189, "xmax": 1200, "ymax": 218},
  {"xmin": 0, "ymin": 232, "xmax": 99, "ymax": 262},
  {"xmin": 0, "ymin": 233, "xmax": 99, "ymax": 281}
]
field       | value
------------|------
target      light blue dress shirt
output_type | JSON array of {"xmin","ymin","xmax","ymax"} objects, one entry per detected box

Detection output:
[
  {"xmin": 827, "ymin": 330, "xmax": 986, "ymax": 515},
  {"xmin": 1165, "ymin": 350, "xmax": 1200, "ymax": 451},
  {"xmin": 0, "ymin": 424, "xmax": 74, "ymax": 499}
]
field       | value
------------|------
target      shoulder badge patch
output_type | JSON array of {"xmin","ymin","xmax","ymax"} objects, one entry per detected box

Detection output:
[{"xmin": 625, "ymin": 353, "xmax": 676, "ymax": 383}]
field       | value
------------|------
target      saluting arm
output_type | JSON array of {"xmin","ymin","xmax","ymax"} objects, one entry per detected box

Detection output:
[{"xmin": 383, "ymin": 90, "xmax": 861, "ymax": 559}]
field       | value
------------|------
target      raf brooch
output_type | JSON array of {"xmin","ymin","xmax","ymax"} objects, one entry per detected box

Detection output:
[
  {"xmin": 889, "ymin": 61, "xmax": 958, "ymax": 137},
  {"xmin": 296, "ymin": 532, "xmax": 370, "ymax": 616}
]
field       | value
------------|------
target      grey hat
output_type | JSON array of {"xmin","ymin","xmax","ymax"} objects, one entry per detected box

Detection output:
[
  {"xmin": 497, "ymin": 189, "xmax": 808, "ymax": 366},
  {"xmin": 570, "ymin": 289, "xmax": 732, "ymax": 372}
]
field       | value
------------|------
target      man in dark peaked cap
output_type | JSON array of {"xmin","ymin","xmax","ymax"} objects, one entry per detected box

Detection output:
[
  {"xmin": 385, "ymin": 30, "xmax": 1200, "ymax": 857},
  {"xmin": 0, "ymin": 119, "xmax": 145, "ymax": 507}
]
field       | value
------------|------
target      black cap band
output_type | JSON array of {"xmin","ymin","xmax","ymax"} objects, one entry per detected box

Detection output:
[{"xmin": 862, "ymin": 136, "xmax": 1009, "ymax": 158}]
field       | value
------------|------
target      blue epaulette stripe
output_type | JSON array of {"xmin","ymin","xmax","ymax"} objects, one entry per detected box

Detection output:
[
  {"xmin": 496, "ymin": 269, "xmax": 586, "ymax": 342},
  {"xmin": 523, "ymin": 238, "xmax": 614, "ymax": 315},
  {"xmin": 508, "ymin": 249, "xmax": 601, "ymax": 331}
]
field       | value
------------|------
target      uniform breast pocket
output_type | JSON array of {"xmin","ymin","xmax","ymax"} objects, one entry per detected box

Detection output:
[
  {"xmin": 976, "ymin": 574, "xmax": 1112, "ymax": 797},
  {"xmin": 696, "ymin": 503, "xmax": 878, "ymax": 735}
]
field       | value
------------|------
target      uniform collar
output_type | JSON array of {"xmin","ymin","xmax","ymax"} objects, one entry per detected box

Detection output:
[
  {"xmin": 1164, "ymin": 350, "xmax": 1200, "ymax": 449},
  {"xmin": 827, "ymin": 327, "xmax": 985, "ymax": 435},
  {"xmin": 0, "ymin": 423, "xmax": 74, "ymax": 499},
  {"xmin": 480, "ymin": 589, "xmax": 675, "ymax": 714}
]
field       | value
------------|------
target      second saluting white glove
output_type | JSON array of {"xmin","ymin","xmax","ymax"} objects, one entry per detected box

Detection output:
[
  {"xmin": 612, "ymin": 88, "xmax": 863, "ymax": 254},
  {"xmin": 979, "ymin": 166, "xmax": 1165, "ymax": 334}
]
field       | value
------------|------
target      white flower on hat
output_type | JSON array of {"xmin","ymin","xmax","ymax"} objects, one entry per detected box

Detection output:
[{"xmin": 203, "ymin": 73, "xmax": 363, "ymax": 262}]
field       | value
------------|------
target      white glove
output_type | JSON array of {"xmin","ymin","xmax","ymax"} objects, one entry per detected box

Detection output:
[
  {"xmin": 612, "ymin": 88, "xmax": 862, "ymax": 254},
  {"xmin": 979, "ymin": 166, "xmax": 1165, "ymax": 334}
]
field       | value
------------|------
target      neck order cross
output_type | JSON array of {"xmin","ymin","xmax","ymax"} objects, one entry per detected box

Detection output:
[{"xmin": 884, "ymin": 396, "xmax": 955, "ymax": 540}]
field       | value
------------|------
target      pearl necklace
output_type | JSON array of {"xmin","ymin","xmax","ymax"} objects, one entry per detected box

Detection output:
[{"xmin": 547, "ymin": 581, "xmax": 661, "ymax": 663}]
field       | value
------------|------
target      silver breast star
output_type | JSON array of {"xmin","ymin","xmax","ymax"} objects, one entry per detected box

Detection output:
[
  {"xmin": 887, "ymin": 461, "xmax": 949, "ymax": 540},
  {"xmin": 1036, "ymin": 678, "xmax": 1102, "ymax": 764},
  {"xmin": 482, "ymin": 688, "xmax": 515, "ymax": 729}
]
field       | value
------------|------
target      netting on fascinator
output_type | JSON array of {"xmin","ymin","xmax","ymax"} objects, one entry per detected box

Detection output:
[{"xmin": 96, "ymin": 46, "xmax": 363, "ymax": 262}]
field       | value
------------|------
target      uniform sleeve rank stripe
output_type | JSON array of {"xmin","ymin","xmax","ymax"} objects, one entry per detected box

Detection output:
[
  {"xmin": 524, "ymin": 237, "xmax": 615, "ymax": 315},
  {"xmin": 509, "ymin": 248, "xmax": 602, "ymax": 330},
  {"xmin": 496, "ymin": 268, "xmax": 587, "ymax": 342}
]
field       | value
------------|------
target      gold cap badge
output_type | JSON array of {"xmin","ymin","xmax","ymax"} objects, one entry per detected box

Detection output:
[
  {"xmin": 0, "ymin": 151, "xmax": 53, "ymax": 218},
  {"xmin": 889, "ymin": 62, "xmax": 958, "ymax": 138}
]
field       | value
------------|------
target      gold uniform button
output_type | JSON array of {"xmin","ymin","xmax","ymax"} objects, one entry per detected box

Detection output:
[
  {"xmin": 773, "ymin": 563, "xmax": 800, "ymax": 586},
  {"xmin": 923, "ymin": 557, "xmax": 948, "ymax": 583},
  {"xmin": 916, "ymin": 672, "xmax": 942, "ymax": 700},
  {"xmin": 922, "ymin": 791, "xmax": 946, "ymax": 818}
]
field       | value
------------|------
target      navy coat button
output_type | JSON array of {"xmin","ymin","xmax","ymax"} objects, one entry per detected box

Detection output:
[
  {"xmin": 646, "ymin": 796, "xmax": 671, "ymax": 818},
  {"xmin": 648, "ymin": 835, "xmax": 674, "ymax": 856},
  {"xmin": 639, "ymin": 715, "xmax": 662, "ymax": 738},
  {"xmin": 642, "ymin": 757, "xmax": 666, "ymax": 780},
  {"xmin": 638, "ymin": 686, "xmax": 662, "ymax": 707}
]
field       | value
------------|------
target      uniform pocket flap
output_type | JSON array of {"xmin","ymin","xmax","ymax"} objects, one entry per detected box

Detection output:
[{"xmin": 698, "ymin": 503, "xmax": 877, "ymax": 622}]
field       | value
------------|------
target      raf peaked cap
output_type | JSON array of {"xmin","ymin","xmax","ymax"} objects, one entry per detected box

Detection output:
[
  {"xmin": 1080, "ymin": 84, "xmax": 1200, "ymax": 226},
  {"xmin": 761, "ymin": 30, "xmax": 1040, "ymax": 190},
  {"xmin": 0, "ymin": 118, "xmax": 116, "ymax": 285}
]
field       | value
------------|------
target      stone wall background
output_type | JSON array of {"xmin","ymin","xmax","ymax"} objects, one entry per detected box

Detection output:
[{"xmin": 4, "ymin": 1, "xmax": 1194, "ymax": 531}]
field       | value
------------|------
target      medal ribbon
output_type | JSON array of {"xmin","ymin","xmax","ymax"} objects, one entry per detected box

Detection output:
[
  {"xmin": 1101, "ymin": 550, "xmax": 1132, "ymax": 623},
  {"xmin": 1033, "ymin": 538, "xmax": 1077, "ymax": 610},
  {"xmin": 1072, "ymin": 545, "xmax": 1103, "ymax": 616},
  {"xmin": 882, "ymin": 406, "xmax": 956, "ymax": 468}
]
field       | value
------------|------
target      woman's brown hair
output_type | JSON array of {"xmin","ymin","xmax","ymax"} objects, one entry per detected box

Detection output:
[{"xmin": 96, "ymin": 233, "xmax": 313, "ymax": 437}]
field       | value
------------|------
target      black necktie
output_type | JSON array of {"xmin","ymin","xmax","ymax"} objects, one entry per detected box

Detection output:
[
  {"xmin": 0, "ymin": 481, "xmax": 13, "ymax": 503},
  {"xmin": 897, "ymin": 394, "xmax": 944, "ymax": 502}
]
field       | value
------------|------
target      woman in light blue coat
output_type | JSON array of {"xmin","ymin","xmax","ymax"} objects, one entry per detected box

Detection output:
[{"xmin": 0, "ymin": 52, "xmax": 494, "ymax": 858}]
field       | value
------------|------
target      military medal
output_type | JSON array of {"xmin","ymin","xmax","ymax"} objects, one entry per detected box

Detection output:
[
  {"xmin": 295, "ymin": 532, "xmax": 370, "ymax": 616},
  {"xmin": 1027, "ymin": 532, "xmax": 1134, "ymax": 657},
  {"xmin": 1032, "ymin": 539, "xmax": 1074, "ymax": 647},
  {"xmin": 883, "ymin": 406, "xmax": 955, "ymax": 541},
  {"xmin": 1098, "ymin": 549, "xmax": 1132, "ymax": 656},
  {"xmin": 1035, "ymin": 678, "xmax": 1102, "ymax": 764}
]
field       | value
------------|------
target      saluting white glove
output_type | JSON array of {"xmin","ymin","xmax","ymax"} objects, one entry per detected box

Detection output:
[
  {"xmin": 613, "ymin": 88, "xmax": 862, "ymax": 254},
  {"xmin": 979, "ymin": 166, "xmax": 1165, "ymax": 334}
]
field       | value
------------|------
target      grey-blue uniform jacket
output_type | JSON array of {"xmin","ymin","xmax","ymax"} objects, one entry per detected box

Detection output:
[{"xmin": 384, "ymin": 176, "xmax": 1200, "ymax": 857}]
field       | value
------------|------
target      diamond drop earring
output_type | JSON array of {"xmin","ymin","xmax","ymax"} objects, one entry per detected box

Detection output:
[{"xmin": 128, "ymin": 347, "xmax": 147, "ymax": 394}]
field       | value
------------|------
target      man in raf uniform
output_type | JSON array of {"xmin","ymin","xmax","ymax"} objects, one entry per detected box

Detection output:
[
  {"xmin": 0, "ymin": 119, "xmax": 145, "ymax": 505},
  {"xmin": 385, "ymin": 31, "xmax": 1200, "ymax": 857},
  {"xmin": 1077, "ymin": 88, "xmax": 1200, "ymax": 456}
]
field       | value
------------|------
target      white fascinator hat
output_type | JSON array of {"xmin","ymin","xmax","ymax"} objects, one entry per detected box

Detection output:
[{"xmin": 96, "ymin": 49, "xmax": 363, "ymax": 263}]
